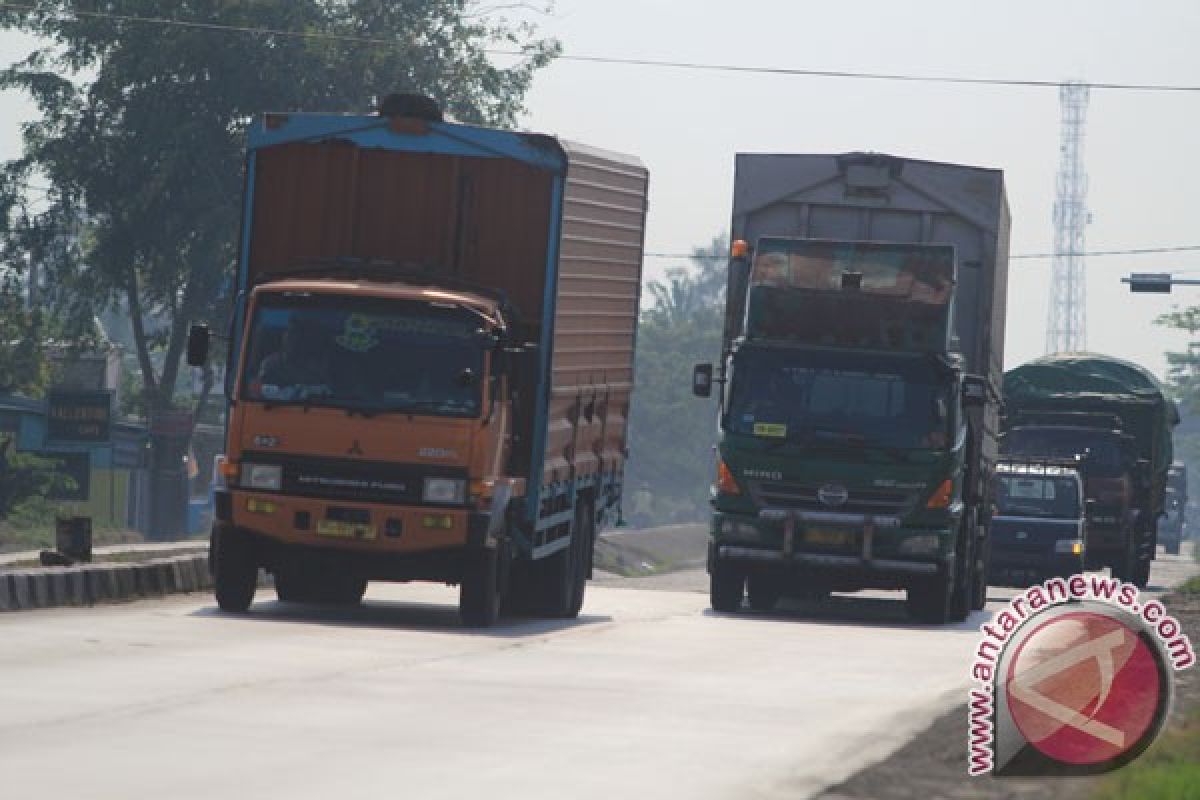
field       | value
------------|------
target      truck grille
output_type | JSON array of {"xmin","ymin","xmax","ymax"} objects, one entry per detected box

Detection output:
[
  {"xmin": 240, "ymin": 451, "xmax": 466, "ymax": 506},
  {"xmin": 749, "ymin": 480, "xmax": 914, "ymax": 515}
]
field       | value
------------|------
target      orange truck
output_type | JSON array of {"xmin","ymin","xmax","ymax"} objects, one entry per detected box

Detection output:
[{"xmin": 188, "ymin": 95, "xmax": 648, "ymax": 626}]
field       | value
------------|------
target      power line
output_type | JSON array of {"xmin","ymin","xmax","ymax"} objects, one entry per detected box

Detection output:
[
  {"xmin": 1, "ymin": 2, "xmax": 1199, "ymax": 93},
  {"xmin": 644, "ymin": 244, "xmax": 1200, "ymax": 262}
]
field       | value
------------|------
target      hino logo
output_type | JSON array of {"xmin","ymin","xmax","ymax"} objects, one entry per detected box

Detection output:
[{"xmin": 818, "ymin": 483, "xmax": 849, "ymax": 507}]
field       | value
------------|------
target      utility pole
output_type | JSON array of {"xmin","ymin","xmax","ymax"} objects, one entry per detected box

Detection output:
[{"xmin": 1045, "ymin": 81, "xmax": 1091, "ymax": 354}]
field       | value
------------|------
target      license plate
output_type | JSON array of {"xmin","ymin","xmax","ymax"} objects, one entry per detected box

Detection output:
[
  {"xmin": 316, "ymin": 520, "xmax": 376, "ymax": 540},
  {"xmin": 804, "ymin": 528, "xmax": 854, "ymax": 547}
]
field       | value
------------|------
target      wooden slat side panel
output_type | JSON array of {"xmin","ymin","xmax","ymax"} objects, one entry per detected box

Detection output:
[{"xmin": 542, "ymin": 145, "xmax": 647, "ymax": 486}]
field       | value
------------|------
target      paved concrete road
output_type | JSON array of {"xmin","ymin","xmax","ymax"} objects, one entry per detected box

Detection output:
[{"xmin": 1, "ymin": 547, "xmax": 1194, "ymax": 800}]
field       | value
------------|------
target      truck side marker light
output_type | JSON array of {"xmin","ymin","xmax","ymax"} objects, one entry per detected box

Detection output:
[
  {"xmin": 422, "ymin": 515, "xmax": 454, "ymax": 530},
  {"xmin": 716, "ymin": 460, "xmax": 742, "ymax": 495},
  {"xmin": 926, "ymin": 479, "xmax": 954, "ymax": 509}
]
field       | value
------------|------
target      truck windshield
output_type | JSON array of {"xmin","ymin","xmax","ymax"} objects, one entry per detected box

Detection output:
[
  {"xmin": 1004, "ymin": 428, "xmax": 1123, "ymax": 477},
  {"xmin": 725, "ymin": 347, "xmax": 951, "ymax": 450},
  {"xmin": 994, "ymin": 474, "xmax": 1081, "ymax": 519},
  {"xmin": 241, "ymin": 293, "xmax": 488, "ymax": 417}
]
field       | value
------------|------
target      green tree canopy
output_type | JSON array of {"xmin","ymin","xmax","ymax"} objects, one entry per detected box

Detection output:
[
  {"xmin": 0, "ymin": 0, "xmax": 558, "ymax": 418},
  {"xmin": 626, "ymin": 237, "xmax": 726, "ymax": 526}
]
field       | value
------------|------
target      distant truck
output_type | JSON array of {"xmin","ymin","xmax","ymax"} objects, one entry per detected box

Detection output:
[
  {"xmin": 989, "ymin": 460, "xmax": 1086, "ymax": 586},
  {"xmin": 693, "ymin": 153, "xmax": 1010, "ymax": 623},
  {"xmin": 189, "ymin": 95, "xmax": 649, "ymax": 626},
  {"xmin": 1161, "ymin": 461, "xmax": 1188, "ymax": 554},
  {"xmin": 1003, "ymin": 355, "xmax": 1179, "ymax": 586}
]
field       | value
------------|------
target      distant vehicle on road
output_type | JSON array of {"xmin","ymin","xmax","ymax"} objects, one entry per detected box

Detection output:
[
  {"xmin": 1161, "ymin": 461, "xmax": 1188, "ymax": 554},
  {"xmin": 1003, "ymin": 354, "xmax": 1180, "ymax": 587},
  {"xmin": 989, "ymin": 460, "xmax": 1086, "ymax": 586}
]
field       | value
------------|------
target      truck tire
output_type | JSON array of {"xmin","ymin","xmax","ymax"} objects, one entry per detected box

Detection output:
[
  {"xmin": 947, "ymin": 520, "xmax": 973, "ymax": 622},
  {"xmin": 212, "ymin": 525, "xmax": 257, "ymax": 613},
  {"xmin": 527, "ymin": 504, "xmax": 588, "ymax": 619},
  {"xmin": 569, "ymin": 503, "xmax": 595, "ymax": 616},
  {"xmin": 746, "ymin": 574, "xmax": 781, "ymax": 612},
  {"xmin": 460, "ymin": 548, "xmax": 502, "ymax": 628},
  {"xmin": 971, "ymin": 528, "xmax": 990, "ymax": 611},
  {"xmin": 906, "ymin": 568, "xmax": 957, "ymax": 624},
  {"xmin": 710, "ymin": 555, "xmax": 744, "ymax": 613},
  {"xmin": 1115, "ymin": 534, "xmax": 1140, "ymax": 585}
]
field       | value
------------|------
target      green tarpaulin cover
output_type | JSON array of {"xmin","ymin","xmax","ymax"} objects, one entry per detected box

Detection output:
[{"xmin": 1004, "ymin": 353, "xmax": 1179, "ymax": 475}]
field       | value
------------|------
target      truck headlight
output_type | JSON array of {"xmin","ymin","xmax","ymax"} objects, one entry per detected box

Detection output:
[
  {"xmin": 241, "ymin": 463, "xmax": 282, "ymax": 491},
  {"xmin": 423, "ymin": 477, "xmax": 466, "ymax": 505},
  {"xmin": 1055, "ymin": 539, "xmax": 1084, "ymax": 556}
]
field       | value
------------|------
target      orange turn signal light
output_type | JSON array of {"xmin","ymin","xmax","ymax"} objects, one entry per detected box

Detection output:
[
  {"xmin": 926, "ymin": 479, "xmax": 954, "ymax": 509},
  {"xmin": 731, "ymin": 239, "xmax": 750, "ymax": 259},
  {"xmin": 716, "ymin": 459, "xmax": 741, "ymax": 495}
]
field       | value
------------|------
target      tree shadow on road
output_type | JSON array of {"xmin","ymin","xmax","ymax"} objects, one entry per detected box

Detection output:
[{"xmin": 190, "ymin": 597, "xmax": 612, "ymax": 638}]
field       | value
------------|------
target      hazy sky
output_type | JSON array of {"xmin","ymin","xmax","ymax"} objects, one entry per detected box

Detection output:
[{"xmin": 3, "ymin": 1, "xmax": 1199, "ymax": 378}]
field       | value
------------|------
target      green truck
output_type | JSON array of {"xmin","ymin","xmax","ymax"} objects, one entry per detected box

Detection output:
[
  {"xmin": 693, "ymin": 153, "xmax": 1010, "ymax": 623},
  {"xmin": 1002, "ymin": 354, "xmax": 1180, "ymax": 585}
]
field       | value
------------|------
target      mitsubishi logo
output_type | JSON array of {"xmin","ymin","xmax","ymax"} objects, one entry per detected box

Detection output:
[
  {"xmin": 818, "ymin": 483, "xmax": 849, "ymax": 507},
  {"xmin": 347, "ymin": 440, "xmax": 364, "ymax": 456}
]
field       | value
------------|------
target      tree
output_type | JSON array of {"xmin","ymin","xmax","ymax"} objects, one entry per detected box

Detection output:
[
  {"xmin": 1156, "ymin": 308, "xmax": 1200, "ymax": 413},
  {"xmin": 1, "ymin": 1, "xmax": 558, "ymax": 420},
  {"xmin": 626, "ymin": 237, "xmax": 727, "ymax": 526}
]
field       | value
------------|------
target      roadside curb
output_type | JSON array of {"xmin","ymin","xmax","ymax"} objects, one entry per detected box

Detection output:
[{"xmin": 0, "ymin": 553, "xmax": 213, "ymax": 611}]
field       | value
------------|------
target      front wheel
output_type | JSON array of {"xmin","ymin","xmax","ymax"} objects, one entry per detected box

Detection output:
[
  {"xmin": 212, "ymin": 525, "xmax": 257, "ymax": 613},
  {"xmin": 460, "ymin": 548, "xmax": 503, "ymax": 628},
  {"xmin": 906, "ymin": 568, "xmax": 957, "ymax": 625},
  {"xmin": 710, "ymin": 555, "xmax": 744, "ymax": 613},
  {"xmin": 746, "ymin": 574, "xmax": 781, "ymax": 612}
]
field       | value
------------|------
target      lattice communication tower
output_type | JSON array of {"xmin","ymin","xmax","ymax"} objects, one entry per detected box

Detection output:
[{"xmin": 1045, "ymin": 81, "xmax": 1091, "ymax": 354}]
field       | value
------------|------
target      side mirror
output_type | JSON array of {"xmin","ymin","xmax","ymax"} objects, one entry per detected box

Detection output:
[
  {"xmin": 187, "ymin": 324, "xmax": 211, "ymax": 367},
  {"xmin": 693, "ymin": 363, "xmax": 714, "ymax": 398},
  {"xmin": 962, "ymin": 375, "xmax": 988, "ymax": 408}
]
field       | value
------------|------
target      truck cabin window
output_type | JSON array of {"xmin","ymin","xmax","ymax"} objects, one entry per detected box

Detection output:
[
  {"xmin": 994, "ymin": 475, "xmax": 1081, "ymax": 519},
  {"xmin": 725, "ymin": 348, "xmax": 951, "ymax": 450},
  {"xmin": 242, "ymin": 294, "xmax": 488, "ymax": 417},
  {"xmin": 1004, "ymin": 429, "xmax": 1123, "ymax": 477}
]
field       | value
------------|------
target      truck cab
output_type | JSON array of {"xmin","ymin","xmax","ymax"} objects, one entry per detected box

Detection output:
[
  {"xmin": 989, "ymin": 460, "xmax": 1086, "ymax": 586},
  {"xmin": 1003, "ymin": 416, "xmax": 1146, "ymax": 581}
]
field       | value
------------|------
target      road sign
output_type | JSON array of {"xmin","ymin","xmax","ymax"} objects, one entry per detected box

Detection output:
[{"xmin": 46, "ymin": 390, "xmax": 112, "ymax": 443}]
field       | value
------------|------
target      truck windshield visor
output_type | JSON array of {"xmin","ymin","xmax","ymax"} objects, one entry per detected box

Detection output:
[
  {"xmin": 241, "ymin": 293, "xmax": 488, "ymax": 417},
  {"xmin": 751, "ymin": 238, "xmax": 954, "ymax": 301},
  {"xmin": 1004, "ymin": 429, "xmax": 1123, "ymax": 477},
  {"xmin": 994, "ymin": 475, "xmax": 1081, "ymax": 518},
  {"xmin": 746, "ymin": 238, "xmax": 955, "ymax": 350},
  {"xmin": 726, "ymin": 348, "xmax": 952, "ymax": 450}
]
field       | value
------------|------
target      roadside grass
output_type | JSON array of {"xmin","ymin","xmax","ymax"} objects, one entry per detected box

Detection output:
[
  {"xmin": 1091, "ymin": 708, "xmax": 1200, "ymax": 800},
  {"xmin": 1092, "ymin": 571, "xmax": 1200, "ymax": 799}
]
